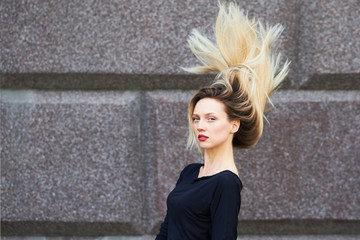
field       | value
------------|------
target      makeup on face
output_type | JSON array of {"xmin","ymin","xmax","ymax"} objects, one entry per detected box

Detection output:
[
  {"xmin": 198, "ymin": 134, "xmax": 209, "ymax": 141},
  {"xmin": 192, "ymin": 98, "xmax": 234, "ymax": 150}
]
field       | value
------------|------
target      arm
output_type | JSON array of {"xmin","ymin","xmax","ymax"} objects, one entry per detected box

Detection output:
[
  {"xmin": 155, "ymin": 164, "xmax": 191, "ymax": 239},
  {"xmin": 210, "ymin": 174, "xmax": 242, "ymax": 240},
  {"xmin": 155, "ymin": 212, "xmax": 169, "ymax": 240}
]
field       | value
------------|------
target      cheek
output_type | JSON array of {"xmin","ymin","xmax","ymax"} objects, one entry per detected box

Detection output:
[
  {"xmin": 212, "ymin": 122, "xmax": 230, "ymax": 135},
  {"xmin": 192, "ymin": 123, "xmax": 197, "ymax": 132}
]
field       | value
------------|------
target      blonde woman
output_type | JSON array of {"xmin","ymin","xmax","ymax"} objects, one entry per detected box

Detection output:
[{"xmin": 156, "ymin": 2, "xmax": 289, "ymax": 239}]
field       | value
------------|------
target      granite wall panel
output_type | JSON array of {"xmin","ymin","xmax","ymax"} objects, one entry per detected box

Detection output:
[
  {"xmin": 1, "ymin": 0, "xmax": 360, "ymax": 237},
  {"xmin": 238, "ymin": 91, "xmax": 360, "ymax": 220},
  {"xmin": 1, "ymin": 89, "xmax": 360, "ymax": 235},
  {"xmin": 144, "ymin": 91, "xmax": 202, "ymax": 233},
  {"xmin": 2, "ymin": 0, "xmax": 359, "ymax": 90},
  {"xmin": 149, "ymin": 90, "xmax": 360, "ymax": 232},
  {"xmin": 0, "ymin": 90, "xmax": 145, "ymax": 233},
  {"xmin": 3, "ymin": 235, "xmax": 360, "ymax": 240},
  {"xmin": 0, "ymin": 0, "xmax": 297, "ymax": 85},
  {"xmin": 297, "ymin": 0, "xmax": 360, "ymax": 88}
]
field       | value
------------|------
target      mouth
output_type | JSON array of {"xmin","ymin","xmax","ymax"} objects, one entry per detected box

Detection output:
[{"xmin": 198, "ymin": 134, "xmax": 209, "ymax": 141}]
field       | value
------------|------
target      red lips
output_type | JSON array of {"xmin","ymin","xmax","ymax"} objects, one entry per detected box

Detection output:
[{"xmin": 198, "ymin": 134, "xmax": 209, "ymax": 141}]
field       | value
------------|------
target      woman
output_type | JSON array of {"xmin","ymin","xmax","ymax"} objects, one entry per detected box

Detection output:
[{"xmin": 156, "ymin": 2, "xmax": 289, "ymax": 239}]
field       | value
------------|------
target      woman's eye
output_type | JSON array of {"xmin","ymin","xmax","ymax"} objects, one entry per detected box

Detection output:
[
  {"xmin": 208, "ymin": 117, "xmax": 216, "ymax": 121},
  {"xmin": 192, "ymin": 117, "xmax": 199, "ymax": 121}
]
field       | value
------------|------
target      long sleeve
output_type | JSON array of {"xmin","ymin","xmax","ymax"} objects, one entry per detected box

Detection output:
[
  {"xmin": 210, "ymin": 173, "xmax": 242, "ymax": 240},
  {"xmin": 155, "ymin": 164, "xmax": 242, "ymax": 239},
  {"xmin": 155, "ymin": 166, "xmax": 188, "ymax": 239},
  {"xmin": 155, "ymin": 212, "xmax": 169, "ymax": 240}
]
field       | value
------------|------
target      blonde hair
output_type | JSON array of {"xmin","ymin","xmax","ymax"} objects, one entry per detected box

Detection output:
[{"xmin": 185, "ymin": 2, "xmax": 290, "ymax": 150}]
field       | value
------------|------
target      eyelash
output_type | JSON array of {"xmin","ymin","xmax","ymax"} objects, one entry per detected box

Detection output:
[{"xmin": 192, "ymin": 117, "xmax": 216, "ymax": 121}]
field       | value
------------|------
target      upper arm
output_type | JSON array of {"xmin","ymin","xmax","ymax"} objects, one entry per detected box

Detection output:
[
  {"xmin": 156, "ymin": 164, "xmax": 195, "ymax": 239},
  {"xmin": 155, "ymin": 212, "xmax": 169, "ymax": 240},
  {"xmin": 175, "ymin": 163, "xmax": 197, "ymax": 186},
  {"xmin": 210, "ymin": 174, "xmax": 242, "ymax": 239}
]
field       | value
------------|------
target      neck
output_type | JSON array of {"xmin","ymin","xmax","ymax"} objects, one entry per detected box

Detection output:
[{"xmin": 203, "ymin": 141, "xmax": 235, "ymax": 173}]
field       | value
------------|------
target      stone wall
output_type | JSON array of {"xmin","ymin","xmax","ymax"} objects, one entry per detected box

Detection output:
[{"xmin": 1, "ymin": 0, "xmax": 359, "ymax": 238}]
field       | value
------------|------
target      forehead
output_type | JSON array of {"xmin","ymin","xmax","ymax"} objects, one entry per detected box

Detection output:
[{"xmin": 193, "ymin": 98, "xmax": 226, "ymax": 115}]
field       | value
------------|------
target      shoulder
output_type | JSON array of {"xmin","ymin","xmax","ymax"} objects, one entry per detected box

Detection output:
[
  {"xmin": 180, "ymin": 163, "xmax": 202, "ymax": 175},
  {"xmin": 214, "ymin": 171, "xmax": 243, "ymax": 192},
  {"xmin": 175, "ymin": 163, "xmax": 202, "ymax": 183},
  {"xmin": 210, "ymin": 171, "xmax": 242, "ymax": 209}
]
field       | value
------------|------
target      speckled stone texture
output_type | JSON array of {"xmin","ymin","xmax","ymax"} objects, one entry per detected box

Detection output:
[
  {"xmin": 1, "ymin": 90, "xmax": 145, "ymax": 234},
  {"xmin": 2, "ymin": 235, "xmax": 360, "ymax": 240},
  {"xmin": 238, "ymin": 91, "xmax": 360, "ymax": 221},
  {"xmin": 149, "ymin": 90, "xmax": 360, "ymax": 233},
  {"xmin": 297, "ymin": 0, "xmax": 360, "ymax": 87},
  {"xmin": 2, "ymin": 0, "xmax": 359, "ymax": 90},
  {"xmin": 144, "ymin": 91, "xmax": 202, "ymax": 233},
  {"xmin": 0, "ymin": 0, "xmax": 297, "ymax": 85},
  {"xmin": 1, "ymin": 90, "xmax": 360, "ymax": 235},
  {"xmin": 1, "ymin": 0, "xmax": 360, "ymax": 237}
]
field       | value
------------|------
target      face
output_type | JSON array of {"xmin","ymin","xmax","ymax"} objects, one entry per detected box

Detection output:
[{"xmin": 192, "ymin": 98, "xmax": 239, "ymax": 151}]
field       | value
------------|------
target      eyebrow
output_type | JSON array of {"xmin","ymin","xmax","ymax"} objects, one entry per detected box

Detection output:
[{"xmin": 192, "ymin": 112, "xmax": 216, "ymax": 116}]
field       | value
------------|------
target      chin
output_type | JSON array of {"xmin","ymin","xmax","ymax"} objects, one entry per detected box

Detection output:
[{"xmin": 198, "ymin": 143, "xmax": 214, "ymax": 150}]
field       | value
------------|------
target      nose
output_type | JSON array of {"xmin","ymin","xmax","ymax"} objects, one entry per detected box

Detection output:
[{"xmin": 196, "ymin": 119, "xmax": 206, "ymax": 132}]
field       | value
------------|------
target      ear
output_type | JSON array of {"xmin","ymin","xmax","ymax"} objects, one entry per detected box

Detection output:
[{"xmin": 230, "ymin": 120, "xmax": 240, "ymax": 133}]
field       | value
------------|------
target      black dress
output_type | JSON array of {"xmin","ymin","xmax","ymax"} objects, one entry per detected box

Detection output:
[{"xmin": 155, "ymin": 163, "xmax": 242, "ymax": 240}]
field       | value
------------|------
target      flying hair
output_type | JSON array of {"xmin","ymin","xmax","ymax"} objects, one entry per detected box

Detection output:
[{"xmin": 185, "ymin": 2, "xmax": 290, "ymax": 150}]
